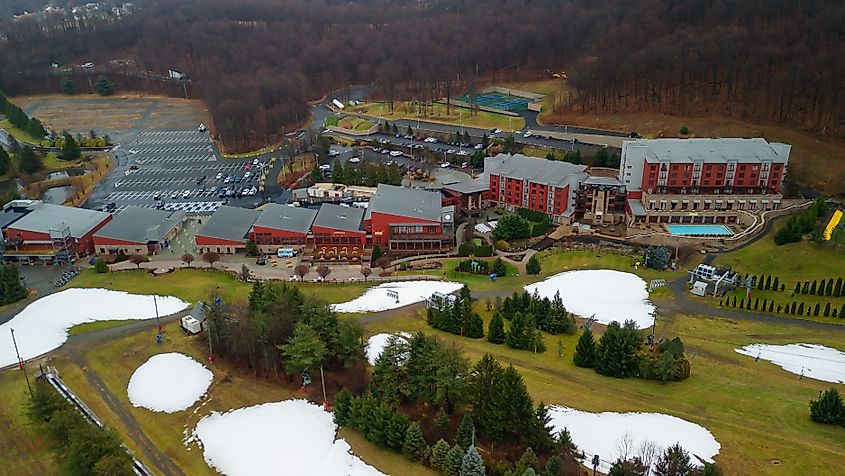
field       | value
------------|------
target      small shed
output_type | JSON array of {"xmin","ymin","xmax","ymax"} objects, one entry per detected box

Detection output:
[
  {"xmin": 181, "ymin": 302, "xmax": 208, "ymax": 334},
  {"xmin": 691, "ymin": 281, "xmax": 708, "ymax": 297}
]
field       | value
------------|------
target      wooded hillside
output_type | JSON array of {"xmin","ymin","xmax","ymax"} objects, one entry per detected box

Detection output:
[{"xmin": 1, "ymin": 0, "xmax": 841, "ymax": 151}]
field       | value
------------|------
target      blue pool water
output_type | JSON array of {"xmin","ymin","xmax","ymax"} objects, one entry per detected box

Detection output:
[{"xmin": 667, "ymin": 224, "xmax": 733, "ymax": 236}]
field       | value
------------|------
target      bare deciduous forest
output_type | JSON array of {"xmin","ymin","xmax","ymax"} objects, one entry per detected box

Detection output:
[{"xmin": 1, "ymin": 0, "xmax": 842, "ymax": 151}]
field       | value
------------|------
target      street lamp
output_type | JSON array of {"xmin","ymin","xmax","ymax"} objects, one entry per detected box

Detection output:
[{"xmin": 591, "ymin": 454, "xmax": 600, "ymax": 476}]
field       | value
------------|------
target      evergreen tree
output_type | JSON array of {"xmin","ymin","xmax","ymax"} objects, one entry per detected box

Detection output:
[
  {"xmin": 810, "ymin": 280, "xmax": 817, "ymax": 294},
  {"xmin": 487, "ymin": 311, "xmax": 506, "ymax": 344},
  {"xmin": 834, "ymin": 278, "xmax": 842, "ymax": 297},
  {"xmin": 506, "ymin": 311, "xmax": 531, "ymax": 349},
  {"xmin": 757, "ymin": 274, "xmax": 764, "ymax": 290},
  {"xmin": 402, "ymin": 423, "xmax": 428, "ymax": 462},
  {"xmin": 94, "ymin": 75, "xmax": 115, "ymax": 95},
  {"xmin": 467, "ymin": 314, "xmax": 485, "ymax": 339},
  {"xmin": 768, "ymin": 300, "xmax": 774, "ymax": 312},
  {"xmin": 825, "ymin": 279, "xmax": 834, "ymax": 296},
  {"xmin": 542, "ymin": 455, "xmax": 562, "ymax": 476},
  {"xmin": 0, "ymin": 147, "xmax": 9, "ymax": 176},
  {"xmin": 794, "ymin": 282, "xmax": 800, "ymax": 294},
  {"xmin": 765, "ymin": 275, "xmax": 772, "ymax": 290},
  {"xmin": 492, "ymin": 257, "xmax": 507, "ymax": 277},
  {"xmin": 654, "ymin": 443, "xmax": 693, "ymax": 476},
  {"xmin": 61, "ymin": 132, "xmax": 81, "ymax": 160},
  {"xmin": 278, "ymin": 322, "xmax": 325, "ymax": 375},
  {"xmin": 522, "ymin": 469, "xmax": 537, "ymax": 476},
  {"xmin": 333, "ymin": 389, "xmax": 354, "ymax": 426},
  {"xmin": 573, "ymin": 329, "xmax": 597, "ymax": 368},
  {"xmin": 455, "ymin": 413, "xmax": 475, "ymax": 449},
  {"xmin": 515, "ymin": 447, "xmax": 538, "ymax": 475},
  {"xmin": 435, "ymin": 407, "xmax": 450, "ymax": 433},
  {"xmin": 60, "ymin": 78, "xmax": 76, "ymax": 94},
  {"xmin": 0, "ymin": 264, "xmax": 28, "ymax": 305},
  {"xmin": 754, "ymin": 297, "xmax": 759, "ymax": 310},
  {"xmin": 595, "ymin": 321, "xmax": 641, "ymax": 378},
  {"xmin": 798, "ymin": 302, "xmax": 804, "ymax": 315},
  {"xmin": 814, "ymin": 303, "xmax": 821, "ymax": 316},
  {"xmin": 840, "ymin": 303, "xmax": 845, "ymax": 319},
  {"xmin": 498, "ymin": 365, "xmax": 535, "ymax": 441},
  {"xmin": 531, "ymin": 403, "xmax": 555, "ymax": 453},
  {"xmin": 526, "ymin": 254, "xmax": 541, "ymax": 275},
  {"xmin": 772, "ymin": 276, "xmax": 779, "ymax": 292},
  {"xmin": 18, "ymin": 146, "xmax": 43, "ymax": 174},
  {"xmin": 444, "ymin": 445, "xmax": 466, "ymax": 476},
  {"xmin": 459, "ymin": 446, "xmax": 486, "ymax": 476},
  {"xmin": 824, "ymin": 302, "xmax": 831, "ymax": 317},
  {"xmin": 818, "ymin": 279, "xmax": 826, "ymax": 296},
  {"xmin": 430, "ymin": 439, "xmax": 451, "ymax": 469}
]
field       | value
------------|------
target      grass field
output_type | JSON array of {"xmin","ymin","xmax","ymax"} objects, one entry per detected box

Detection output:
[
  {"xmin": 0, "ymin": 119, "xmax": 49, "ymax": 146},
  {"xmin": 397, "ymin": 258, "xmax": 524, "ymax": 291},
  {"xmin": 0, "ymin": 371, "xmax": 56, "ymax": 475},
  {"xmin": 326, "ymin": 116, "xmax": 375, "ymax": 131},
  {"xmin": 70, "ymin": 268, "xmax": 374, "ymax": 305},
  {"xmin": 364, "ymin": 301, "xmax": 845, "ymax": 475},
  {"xmin": 347, "ymin": 101, "xmax": 524, "ymax": 131}
]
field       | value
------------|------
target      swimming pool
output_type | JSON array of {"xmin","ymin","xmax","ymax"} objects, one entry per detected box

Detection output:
[{"xmin": 667, "ymin": 224, "xmax": 733, "ymax": 236}]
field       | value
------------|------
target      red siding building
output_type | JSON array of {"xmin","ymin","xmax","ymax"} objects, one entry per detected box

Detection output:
[
  {"xmin": 364, "ymin": 184, "xmax": 453, "ymax": 254},
  {"xmin": 1, "ymin": 200, "xmax": 111, "ymax": 263},
  {"xmin": 250, "ymin": 204, "xmax": 317, "ymax": 254},
  {"xmin": 484, "ymin": 154, "xmax": 587, "ymax": 223}
]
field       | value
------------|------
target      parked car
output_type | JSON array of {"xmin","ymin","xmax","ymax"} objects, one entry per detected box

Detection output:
[
  {"xmin": 215, "ymin": 172, "xmax": 223, "ymax": 180},
  {"xmin": 349, "ymin": 157, "xmax": 361, "ymax": 163}
]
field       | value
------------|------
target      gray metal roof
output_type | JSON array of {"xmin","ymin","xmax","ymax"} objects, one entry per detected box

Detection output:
[
  {"xmin": 582, "ymin": 176, "xmax": 623, "ymax": 186},
  {"xmin": 196, "ymin": 206, "xmax": 259, "ymax": 243},
  {"xmin": 623, "ymin": 138, "xmax": 790, "ymax": 164},
  {"xmin": 367, "ymin": 184, "xmax": 443, "ymax": 223},
  {"xmin": 485, "ymin": 153, "xmax": 588, "ymax": 188},
  {"xmin": 6, "ymin": 202, "xmax": 111, "ymax": 237},
  {"xmin": 253, "ymin": 204, "xmax": 317, "ymax": 235},
  {"xmin": 0, "ymin": 208, "xmax": 27, "ymax": 230},
  {"xmin": 94, "ymin": 207, "xmax": 184, "ymax": 243},
  {"xmin": 312, "ymin": 203, "xmax": 365, "ymax": 233},
  {"xmin": 444, "ymin": 178, "xmax": 490, "ymax": 194},
  {"xmin": 627, "ymin": 199, "xmax": 647, "ymax": 216}
]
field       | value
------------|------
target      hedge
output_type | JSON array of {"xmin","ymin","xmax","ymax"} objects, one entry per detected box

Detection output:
[{"xmin": 474, "ymin": 245, "xmax": 493, "ymax": 257}]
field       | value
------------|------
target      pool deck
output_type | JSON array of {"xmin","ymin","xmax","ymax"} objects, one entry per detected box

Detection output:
[{"xmin": 666, "ymin": 224, "xmax": 734, "ymax": 236}]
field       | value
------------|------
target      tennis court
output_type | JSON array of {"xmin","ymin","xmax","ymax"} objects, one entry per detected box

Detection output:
[{"xmin": 458, "ymin": 92, "xmax": 530, "ymax": 111}]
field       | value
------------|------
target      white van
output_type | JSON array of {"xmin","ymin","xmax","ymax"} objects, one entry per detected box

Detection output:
[{"xmin": 277, "ymin": 248, "xmax": 297, "ymax": 258}]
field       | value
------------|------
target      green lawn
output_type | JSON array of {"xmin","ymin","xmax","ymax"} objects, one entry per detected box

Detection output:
[
  {"xmin": 397, "ymin": 258, "xmax": 524, "ymax": 291},
  {"xmin": 67, "ymin": 319, "xmax": 137, "ymax": 336},
  {"xmin": 0, "ymin": 371, "xmax": 57, "ymax": 475},
  {"xmin": 71, "ymin": 268, "xmax": 374, "ymax": 305},
  {"xmin": 536, "ymin": 249, "xmax": 691, "ymax": 283},
  {"xmin": 347, "ymin": 101, "xmax": 525, "ymax": 131},
  {"xmin": 0, "ymin": 119, "xmax": 49, "ymax": 146},
  {"xmin": 364, "ymin": 302, "xmax": 845, "ymax": 475},
  {"xmin": 714, "ymin": 234, "xmax": 845, "ymax": 283}
]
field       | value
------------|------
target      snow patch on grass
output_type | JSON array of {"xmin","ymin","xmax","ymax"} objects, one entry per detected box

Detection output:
[
  {"xmin": 0, "ymin": 288, "xmax": 188, "ymax": 367},
  {"xmin": 365, "ymin": 332, "xmax": 411, "ymax": 365},
  {"xmin": 330, "ymin": 280, "xmax": 462, "ymax": 313},
  {"xmin": 524, "ymin": 270, "xmax": 655, "ymax": 329},
  {"xmin": 548, "ymin": 406, "xmax": 720, "ymax": 473},
  {"xmin": 735, "ymin": 343, "xmax": 845, "ymax": 384},
  {"xmin": 128, "ymin": 353, "xmax": 213, "ymax": 413},
  {"xmin": 193, "ymin": 400, "xmax": 385, "ymax": 476}
]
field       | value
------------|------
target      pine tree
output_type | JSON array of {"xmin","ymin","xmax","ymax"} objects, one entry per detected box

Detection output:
[
  {"xmin": 818, "ymin": 279, "xmax": 826, "ymax": 296},
  {"xmin": 654, "ymin": 443, "xmax": 693, "ymax": 476},
  {"xmin": 521, "ymin": 469, "xmax": 537, "ymax": 476},
  {"xmin": 794, "ymin": 282, "xmax": 801, "ymax": 294},
  {"xmin": 813, "ymin": 303, "xmax": 820, "ymax": 316},
  {"xmin": 573, "ymin": 329, "xmax": 597, "ymax": 368},
  {"xmin": 0, "ymin": 264, "xmax": 28, "ymax": 306},
  {"xmin": 467, "ymin": 314, "xmax": 485, "ymax": 339},
  {"xmin": 834, "ymin": 277, "xmax": 842, "ymax": 297},
  {"xmin": 444, "ymin": 445, "xmax": 466, "ymax": 476},
  {"xmin": 402, "ymin": 423, "xmax": 428, "ymax": 462},
  {"xmin": 772, "ymin": 276, "xmax": 780, "ymax": 291},
  {"xmin": 459, "ymin": 446, "xmax": 486, "ymax": 476},
  {"xmin": 824, "ymin": 302, "xmax": 831, "ymax": 317},
  {"xmin": 798, "ymin": 302, "xmax": 804, "ymax": 314},
  {"xmin": 506, "ymin": 311, "xmax": 530, "ymax": 350},
  {"xmin": 825, "ymin": 279, "xmax": 834, "ymax": 296},
  {"xmin": 754, "ymin": 297, "xmax": 759, "ymax": 310},
  {"xmin": 430, "ymin": 439, "xmax": 451, "ymax": 469},
  {"xmin": 757, "ymin": 274, "xmax": 764, "ymax": 290},
  {"xmin": 543, "ymin": 455, "xmax": 562, "ymax": 476},
  {"xmin": 840, "ymin": 303, "xmax": 845, "ymax": 319},
  {"xmin": 765, "ymin": 275, "xmax": 772, "ymax": 290},
  {"xmin": 769, "ymin": 300, "xmax": 774, "ymax": 312},
  {"xmin": 455, "ymin": 413, "xmax": 474, "ymax": 449},
  {"xmin": 435, "ymin": 407, "xmax": 450, "ymax": 433},
  {"xmin": 526, "ymin": 254, "xmax": 541, "ymax": 275},
  {"xmin": 515, "ymin": 447, "xmax": 538, "ymax": 475},
  {"xmin": 810, "ymin": 280, "xmax": 817, "ymax": 294},
  {"xmin": 487, "ymin": 311, "xmax": 505, "ymax": 344}
]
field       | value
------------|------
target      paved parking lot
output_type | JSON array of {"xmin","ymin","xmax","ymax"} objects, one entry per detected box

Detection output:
[{"xmin": 88, "ymin": 129, "xmax": 269, "ymax": 215}]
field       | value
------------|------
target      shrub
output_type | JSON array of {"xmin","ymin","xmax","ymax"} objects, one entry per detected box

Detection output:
[
  {"xmin": 457, "ymin": 244, "xmax": 471, "ymax": 257},
  {"xmin": 680, "ymin": 125, "xmax": 690, "ymax": 135},
  {"xmin": 474, "ymin": 244, "xmax": 493, "ymax": 257},
  {"xmin": 809, "ymin": 388, "xmax": 845, "ymax": 426},
  {"xmin": 94, "ymin": 258, "xmax": 108, "ymax": 273},
  {"xmin": 492, "ymin": 213, "xmax": 531, "ymax": 241},
  {"xmin": 516, "ymin": 207, "xmax": 548, "ymax": 223},
  {"xmin": 526, "ymin": 255, "xmax": 541, "ymax": 275},
  {"xmin": 530, "ymin": 220, "xmax": 549, "ymax": 237},
  {"xmin": 491, "ymin": 258, "xmax": 507, "ymax": 277},
  {"xmin": 456, "ymin": 259, "xmax": 490, "ymax": 275},
  {"xmin": 494, "ymin": 239, "xmax": 510, "ymax": 251}
]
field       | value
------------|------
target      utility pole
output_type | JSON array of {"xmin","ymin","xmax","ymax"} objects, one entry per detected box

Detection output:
[
  {"xmin": 153, "ymin": 295, "xmax": 161, "ymax": 332},
  {"xmin": 11, "ymin": 329, "xmax": 33, "ymax": 397},
  {"xmin": 320, "ymin": 365, "xmax": 327, "ymax": 408}
]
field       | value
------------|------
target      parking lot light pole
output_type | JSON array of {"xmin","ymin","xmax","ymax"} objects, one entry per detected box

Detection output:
[{"xmin": 11, "ymin": 329, "xmax": 33, "ymax": 397}]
